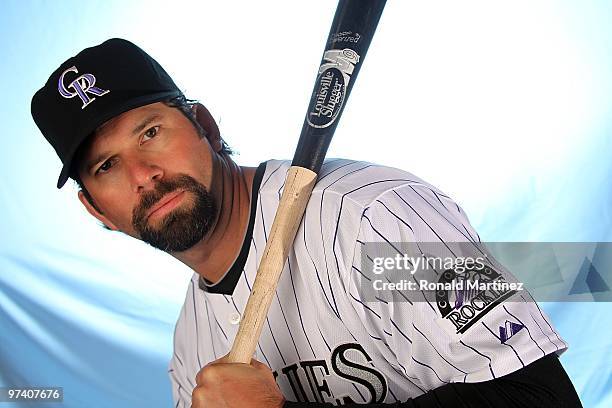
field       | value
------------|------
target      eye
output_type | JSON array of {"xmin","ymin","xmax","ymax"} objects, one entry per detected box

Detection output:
[
  {"xmin": 141, "ymin": 126, "xmax": 160, "ymax": 144},
  {"xmin": 95, "ymin": 158, "xmax": 115, "ymax": 175}
]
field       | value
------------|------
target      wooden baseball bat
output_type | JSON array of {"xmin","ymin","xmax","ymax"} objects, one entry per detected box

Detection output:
[{"xmin": 228, "ymin": 0, "xmax": 386, "ymax": 363}]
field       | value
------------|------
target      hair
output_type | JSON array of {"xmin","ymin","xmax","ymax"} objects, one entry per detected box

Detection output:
[{"xmin": 69, "ymin": 95, "xmax": 233, "ymax": 214}]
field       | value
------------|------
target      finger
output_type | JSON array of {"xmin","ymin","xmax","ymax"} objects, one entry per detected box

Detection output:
[
  {"xmin": 191, "ymin": 385, "xmax": 206, "ymax": 408},
  {"xmin": 250, "ymin": 359, "xmax": 273, "ymax": 373},
  {"xmin": 195, "ymin": 364, "xmax": 219, "ymax": 386},
  {"xmin": 251, "ymin": 358, "xmax": 270, "ymax": 370}
]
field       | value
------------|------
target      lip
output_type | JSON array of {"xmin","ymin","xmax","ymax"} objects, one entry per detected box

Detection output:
[{"xmin": 146, "ymin": 190, "xmax": 185, "ymax": 220}]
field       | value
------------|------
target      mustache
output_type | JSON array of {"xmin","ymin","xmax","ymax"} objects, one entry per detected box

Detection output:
[
  {"xmin": 131, "ymin": 173, "xmax": 216, "ymax": 252},
  {"xmin": 132, "ymin": 175, "xmax": 203, "ymax": 225}
]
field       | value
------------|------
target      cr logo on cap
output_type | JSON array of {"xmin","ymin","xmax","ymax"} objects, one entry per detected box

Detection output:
[{"xmin": 57, "ymin": 66, "xmax": 110, "ymax": 109}]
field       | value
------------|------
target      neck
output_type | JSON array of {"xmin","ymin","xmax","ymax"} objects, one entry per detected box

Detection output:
[{"xmin": 173, "ymin": 156, "xmax": 256, "ymax": 283}]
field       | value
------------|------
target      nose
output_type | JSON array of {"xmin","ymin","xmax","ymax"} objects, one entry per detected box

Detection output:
[{"xmin": 125, "ymin": 157, "xmax": 164, "ymax": 193}]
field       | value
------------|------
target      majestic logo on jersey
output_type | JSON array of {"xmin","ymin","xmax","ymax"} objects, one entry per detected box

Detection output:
[
  {"xmin": 272, "ymin": 343, "xmax": 387, "ymax": 405},
  {"xmin": 306, "ymin": 48, "xmax": 360, "ymax": 129},
  {"xmin": 58, "ymin": 66, "xmax": 110, "ymax": 109},
  {"xmin": 499, "ymin": 320, "xmax": 524, "ymax": 343},
  {"xmin": 436, "ymin": 264, "xmax": 517, "ymax": 335}
]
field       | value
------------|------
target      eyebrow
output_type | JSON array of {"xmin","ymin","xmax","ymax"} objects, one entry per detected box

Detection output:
[
  {"xmin": 85, "ymin": 113, "xmax": 163, "ymax": 174},
  {"xmin": 86, "ymin": 150, "xmax": 112, "ymax": 175},
  {"xmin": 131, "ymin": 113, "xmax": 162, "ymax": 136}
]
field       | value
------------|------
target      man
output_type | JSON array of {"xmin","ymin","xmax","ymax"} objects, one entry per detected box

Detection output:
[{"xmin": 32, "ymin": 39, "xmax": 582, "ymax": 407}]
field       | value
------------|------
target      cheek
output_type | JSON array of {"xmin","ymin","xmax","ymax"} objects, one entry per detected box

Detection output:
[
  {"xmin": 96, "ymin": 192, "xmax": 137, "ymax": 230},
  {"xmin": 171, "ymin": 139, "xmax": 215, "ymax": 182}
]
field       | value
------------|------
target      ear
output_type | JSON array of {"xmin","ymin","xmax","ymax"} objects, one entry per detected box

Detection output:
[
  {"xmin": 193, "ymin": 103, "xmax": 223, "ymax": 153},
  {"xmin": 78, "ymin": 190, "xmax": 119, "ymax": 231}
]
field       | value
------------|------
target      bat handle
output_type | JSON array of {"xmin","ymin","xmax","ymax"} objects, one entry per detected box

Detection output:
[{"xmin": 227, "ymin": 166, "xmax": 318, "ymax": 363}]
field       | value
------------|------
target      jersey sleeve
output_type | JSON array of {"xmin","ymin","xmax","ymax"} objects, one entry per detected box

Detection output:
[
  {"xmin": 168, "ymin": 303, "xmax": 195, "ymax": 407},
  {"xmin": 346, "ymin": 183, "xmax": 567, "ymax": 391},
  {"xmin": 168, "ymin": 275, "xmax": 207, "ymax": 407},
  {"xmin": 168, "ymin": 358, "xmax": 192, "ymax": 407}
]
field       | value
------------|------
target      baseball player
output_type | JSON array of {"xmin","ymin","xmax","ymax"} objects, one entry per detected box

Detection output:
[{"xmin": 32, "ymin": 39, "xmax": 582, "ymax": 407}]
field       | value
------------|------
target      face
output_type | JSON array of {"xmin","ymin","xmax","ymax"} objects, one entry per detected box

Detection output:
[{"xmin": 77, "ymin": 102, "xmax": 220, "ymax": 252}]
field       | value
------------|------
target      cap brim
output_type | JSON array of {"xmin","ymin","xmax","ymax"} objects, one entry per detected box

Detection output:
[{"xmin": 56, "ymin": 90, "xmax": 182, "ymax": 188}]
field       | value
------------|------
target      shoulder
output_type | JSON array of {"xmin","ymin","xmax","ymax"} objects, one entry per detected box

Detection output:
[
  {"xmin": 258, "ymin": 158, "xmax": 469, "ymax": 245},
  {"xmin": 259, "ymin": 158, "xmax": 447, "ymax": 205},
  {"xmin": 307, "ymin": 158, "xmax": 453, "ymax": 219}
]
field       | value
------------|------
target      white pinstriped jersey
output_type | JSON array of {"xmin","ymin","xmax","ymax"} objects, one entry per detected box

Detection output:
[{"xmin": 169, "ymin": 159, "xmax": 566, "ymax": 406}]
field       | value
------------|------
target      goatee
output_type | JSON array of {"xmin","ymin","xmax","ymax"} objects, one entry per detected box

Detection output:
[{"xmin": 132, "ymin": 174, "xmax": 216, "ymax": 252}]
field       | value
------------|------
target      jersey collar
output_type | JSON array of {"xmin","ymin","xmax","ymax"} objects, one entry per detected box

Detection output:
[{"xmin": 198, "ymin": 161, "xmax": 267, "ymax": 295}]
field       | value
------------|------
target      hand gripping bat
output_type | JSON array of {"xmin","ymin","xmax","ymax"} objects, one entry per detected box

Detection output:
[{"xmin": 228, "ymin": 0, "xmax": 387, "ymax": 363}]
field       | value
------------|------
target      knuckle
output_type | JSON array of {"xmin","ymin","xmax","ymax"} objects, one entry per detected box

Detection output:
[
  {"xmin": 195, "ymin": 368, "xmax": 207, "ymax": 386},
  {"xmin": 196, "ymin": 365, "xmax": 219, "ymax": 386},
  {"xmin": 191, "ymin": 385, "xmax": 205, "ymax": 407},
  {"xmin": 252, "ymin": 359, "xmax": 269, "ymax": 371}
]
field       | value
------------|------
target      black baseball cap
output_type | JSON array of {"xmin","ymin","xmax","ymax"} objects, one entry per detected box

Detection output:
[{"xmin": 31, "ymin": 38, "xmax": 183, "ymax": 188}]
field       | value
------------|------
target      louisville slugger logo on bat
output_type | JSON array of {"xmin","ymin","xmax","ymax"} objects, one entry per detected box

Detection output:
[{"xmin": 307, "ymin": 48, "xmax": 360, "ymax": 128}]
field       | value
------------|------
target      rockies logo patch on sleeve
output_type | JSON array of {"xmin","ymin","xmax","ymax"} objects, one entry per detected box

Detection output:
[{"xmin": 434, "ymin": 264, "xmax": 518, "ymax": 338}]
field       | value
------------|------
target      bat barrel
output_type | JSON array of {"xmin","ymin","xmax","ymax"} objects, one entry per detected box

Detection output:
[{"xmin": 292, "ymin": 0, "xmax": 387, "ymax": 173}]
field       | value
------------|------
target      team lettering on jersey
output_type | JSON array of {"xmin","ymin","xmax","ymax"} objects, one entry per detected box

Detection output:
[{"xmin": 272, "ymin": 343, "xmax": 387, "ymax": 405}]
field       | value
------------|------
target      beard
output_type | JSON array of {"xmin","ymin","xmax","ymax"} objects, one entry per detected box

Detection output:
[{"xmin": 132, "ymin": 174, "xmax": 216, "ymax": 252}]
